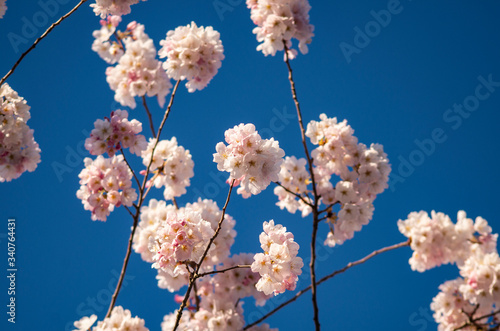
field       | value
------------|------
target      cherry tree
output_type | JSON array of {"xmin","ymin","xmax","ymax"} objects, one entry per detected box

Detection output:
[{"xmin": 1, "ymin": 1, "xmax": 499, "ymax": 330}]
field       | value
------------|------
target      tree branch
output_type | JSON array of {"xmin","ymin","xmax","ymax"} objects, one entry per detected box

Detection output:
[
  {"xmin": 243, "ymin": 240, "xmax": 410, "ymax": 329},
  {"xmin": 105, "ymin": 80, "xmax": 181, "ymax": 317},
  {"xmin": 172, "ymin": 179, "xmax": 236, "ymax": 330},
  {"xmin": 0, "ymin": 0, "xmax": 88, "ymax": 87},
  {"xmin": 283, "ymin": 42, "xmax": 321, "ymax": 331},
  {"xmin": 142, "ymin": 96, "xmax": 156, "ymax": 138}
]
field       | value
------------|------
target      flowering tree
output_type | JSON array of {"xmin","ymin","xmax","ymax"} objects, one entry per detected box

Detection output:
[{"xmin": 1, "ymin": 1, "xmax": 499, "ymax": 330}]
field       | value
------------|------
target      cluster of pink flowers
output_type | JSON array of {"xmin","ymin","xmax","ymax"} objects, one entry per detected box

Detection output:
[
  {"xmin": 158, "ymin": 22, "xmax": 225, "ymax": 92},
  {"xmin": 90, "ymin": 0, "xmax": 146, "ymax": 18},
  {"xmin": 214, "ymin": 123, "xmax": 285, "ymax": 197},
  {"xmin": 92, "ymin": 15, "xmax": 124, "ymax": 64},
  {"xmin": 206, "ymin": 253, "xmax": 270, "ymax": 306},
  {"xmin": 149, "ymin": 208, "xmax": 215, "ymax": 276},
  {"xmin": 76, "ymin": 155, "xmax": 137, "ymax": 221},
  {"xmin": 141, "ymin": 137, "xmax": 194, "ymax": 200},
  {"xmin": 105, "ymin": 22, "xmax": 172, "ymax": 109},
  {"xmin": 0, "ymin": 83, "xmax": 41, "ymax": 182},
  {"xmin": 161, "ymin": 252, "xmax": 275, "ymax": 331},
  {"xmin": 398, "ymin": 211, "xmax": 497, "ymax": 272},
  {"xmin": 85, "ymin": 109, "xmax": 146, "ymax": 157},
  {"xmin": 273, "ymin": 114, "xmax": 389, "ymax": 247},
  {"xmin": 0, "ymin": 0, "xmax": 7, "ymax": 19},
  {"xmin": 133, "ymin": 198, "xmax": 237, "ymax": 292},
  {"xmin": 246, "ymin": 0, "xmax": 314, "ymax": 58},
  {"xmin": 74, "ymin": 306, "xmax": 148, "ymax": 331},
  {"xmin": 274, "ymin": 156, "xmax": 312, "ymax": 216},
  {"xmin": 252, "ymin": 220, "xmax": 303, "ymax": 295},
  {"xmin": 399, "ymin": 210, "xmax": 500, "ymax": 330}
]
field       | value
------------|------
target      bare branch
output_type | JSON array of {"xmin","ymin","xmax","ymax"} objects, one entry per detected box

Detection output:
[
  {"xmin": 0, "ymin": 0, "xmax": 88, "ymax": 87},
  {"xmin": 244, "ymin": 240, "xmax": 410, "ymax": 329}
]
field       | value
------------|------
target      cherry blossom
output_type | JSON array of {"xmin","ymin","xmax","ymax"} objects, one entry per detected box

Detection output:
[
  {"xmin": 90, "ymin": 0, "xmax": 146, "ymax": 18},
  {"xmin": 252, "ymin": 220, "xmax": 303, "ymax": 295},
  {"xmin": 105, "ymin": 22, "xmax": 172, "ymax": 108},
  {"xmin": 76, "ymin": 155, "xmax": 137, "ymax": 221},
  {"xmin": 158, "ymin": 22, "xmax": 225, "ymax": 92},
  {"xmin": 246, "ymin": 0, "xmax": 314, "ymax": 58},
  {"xmin": 141, "ymin": 137, "xmax": 194, "ymax": 200},
  {"xmin": 0, "ymin": 83, "xmax": 41, "ymax": 182},
  {"xmin": 85, "ymin": 109, "xmax": 147, "ymax": 157},
  {"xmin": 214, "ymin": 123, "xmax": 285, "ymax": 197}
]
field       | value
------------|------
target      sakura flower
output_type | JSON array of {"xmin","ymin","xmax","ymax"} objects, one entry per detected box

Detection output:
[
  {"xmin": 85, "ymin": 109, "xmax": 147, "ymax": 157},
  {"xmin": 0, "ymin": 83, "xmax": 41, "ymax": 182},
  {"xmin": 105, "ymin": 23, "xmax": 172, "ymax": 108},
  {"xmin": 0, "ymin": 0, "xmax": 7, "ymax": 19},
  {"xmin": 76, "ymin": 155, "xmax": 136, "ymax": 221},
  {"xmin": 73, "ymin": 314, "xmax": 97, "ymax": 331},
  {"xmin": 149, "ymin": 208, "xmax": 214, "ymax": 276},
  {"xmin": 141, "ymin": 137, "xmax": 194, "ymax": 200},
  {"xmin": 398, "ymin": 211, "xmax": 498, "ymax": 272},
  {"xmin": 90, "ymin": 0, "xmax": 146, "ymax": 18},
  {"xmin": 91, "ymin": 15, "xmax": 124, "ymax": 64},
  {"xmin": 214, "ymin": 123, "xmax": 285, "ymax": 197},
  {"xmin": 92, "ymin": 306, "xmax": 148, "ymax": 331},
  {"xmin": 158, "ymin": 22, "xmax": 225, "ymax": 92},
  {"xmin": 246, "ymin": 0, "xmax": 314, "ymax": 57},
  {"xmin": 252, "ymin": 220, "xmax": 303, "ymax": 295}
]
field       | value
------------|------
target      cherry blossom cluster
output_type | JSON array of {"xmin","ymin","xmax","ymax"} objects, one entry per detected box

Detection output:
[
  {"xmin": 149, "ymin": 208, "xmax": 215, "ymax": 277},
  {"xmin": 90, "ymin": 0, "xmax": 146, "ymax": 18},
  {"xmin": 85, "ymin": 109, "xmax": 147, "ymax": 157},
  {"xmin": 76, "ymin": 155, "xmax": 137, "ymax": 221},
  {"xmin": 0, "ymin": 0, "xmax": 6, "ymax": 19},
  {"xmin": 274, "ymin": 114, "xmax": 389, "ymax": 247},
  {"xmin": 133, "ymin": 198, "xmax": 236, "ymax": 291},
  {"xmin": 105, "ymin": 22, "xmax": 172, "ymax": 109},
  {"xmin": 161, "ymin": 305, "xmax": 245, "ymax": 331},
  {"xmin": 141, "ymin": 137, "xmax": 194, "ymax": 200},
  {"xmin": 398, "ymin": 210, "xmax": 497, "ymax": 272},
  {"xmin": 214, "ymin": 123, "xmax": 285, "ymax": 197},
  {"xmin": 206, "ymin": 253, "xmax": 270, "ymax": 306},
  {"xmin": 92, "ymin": 15, "xmax": 124, "ymax": 64},
  {"xmin": 158, "ymin": 22, "xmax": 225, "ymax": 92},
  {"xmin": 274, "ymin": 156, "xmax": 312, "ymax": 216},
  {"xmin": 252, "ymin": 220, "xmax": 303, "ymax": 295},
  {"xmin": 161, "ymin": 252, "xmax": 275, "ymax": 331},
  {"xmin": 73, "ymin": 306, "xmax": 148, "ymax": 331},
  {"xmin": 133, "ymin": 199, "xmax": 190, "ymax": 292},
  {"xmin": 399, "ymin": 211, "xmax": 500, "ymax": 330},
  {"xmin": 0, "ymin": 83, "xmax": 41, "ymax": 182},
  {"xmin": 246, "ymin": 0, "xmax": 314, "ymax": 58}
]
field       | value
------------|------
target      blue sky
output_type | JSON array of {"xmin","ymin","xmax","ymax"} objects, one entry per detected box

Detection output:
[{"xmin": 1, "ymin": 0, "xmax": 500, "ymax": 330}]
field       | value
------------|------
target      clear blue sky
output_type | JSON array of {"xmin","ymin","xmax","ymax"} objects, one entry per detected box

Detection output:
[{"xmin": 1, "ymin": 0, "xmax": 500, "ymax": 330}]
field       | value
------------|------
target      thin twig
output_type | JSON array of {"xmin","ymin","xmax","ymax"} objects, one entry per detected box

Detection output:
[
  {"xmin": 172, "ymin": 197, "xmax": 179, "ymax": 209},
  {"xmin": 0, "ymin": 0, "xmax": 88, "ymax": 87},
  {"xmin": 172, "ymin": 180, "xmax": 235, "ymax": 330},
  {"xmin": 283, "ymin": 42, "xmax": 321, "ymax": 331},
  {"xmin": 142, "ymin": 96, "xmax": 156, "ymax": 138},
  {"xmin": 243, "ymin": 240, "xmax": 410, "ymax": 330},
  {"xmin": 198, "ymin": 265, "xmax": 251, "ymax": 277},
  {"xmin": 273, "ymin": 181, "xmax": 313, "ymax": 207},
  {"xmin": 120, "ymin": 149, "xmax": 140, "ymax": 188},
  {"xmin": 105, "ymin": 81, "xmax": 181, "ymax": 317},
  {"xmin": 105, "ymin": 212, "xmax": 139, "ymax": 317},
  {"xmin": 454, "ymin": 308, "xmax": 500, "ymax": 330}
]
